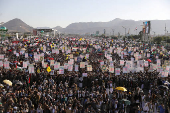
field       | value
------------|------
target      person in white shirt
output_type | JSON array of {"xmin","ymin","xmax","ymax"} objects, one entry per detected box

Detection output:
[
  {"xmin": 37, "ymin": 105, "xmax": 43, "ymax": 113},
  {"xmin": 143, "ymin": 103, "xmax": 149, "ymax": 113}
]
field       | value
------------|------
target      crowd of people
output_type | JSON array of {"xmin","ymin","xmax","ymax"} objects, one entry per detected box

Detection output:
[{"xmin": 0, "ymin": 36, "xmax": 169, "ymax": 113}]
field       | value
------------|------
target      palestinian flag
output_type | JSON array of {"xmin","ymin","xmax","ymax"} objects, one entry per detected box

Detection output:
[
  {"xmin": 17, "ymin": 66, "xmax": 23, "ymax": 71},
  {"xmin": 16, "ymin": 64, "xmax": 23, "ymax": 71}
]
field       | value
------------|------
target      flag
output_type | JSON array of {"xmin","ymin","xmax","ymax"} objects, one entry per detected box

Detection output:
[
  {"xmin": 28, "ymin": 74, "xmax": 31, "ymax": 84},
  {"xmin": 37, "ymin": 68, "xmax": 40, "ymax": 73},
  {"xmin": 17, "ymin": 66, "xmax": 22, "ymax": 71},
  {"xmin": 47, "ymin": 66, "xmax": 51, "ymax": 72}
]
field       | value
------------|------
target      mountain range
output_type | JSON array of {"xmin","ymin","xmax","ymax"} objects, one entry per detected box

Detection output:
[{"xmin": 0, "ymin": 18, "xmax": 170, "ymax": 35}]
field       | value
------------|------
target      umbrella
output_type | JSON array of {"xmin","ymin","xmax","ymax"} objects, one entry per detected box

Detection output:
[
  {"xmin": 0, "ymin": 84, "xmax": 4, "ymax": 88},
  {"xmin": 3, "ymin": 80, "xmax": 12, "ymax": 86},
  {"xmin": 21, "ymin": 48, "xmax": 26, "ymax": 51},
  {"xmin": 115, "ymin": 87, "xmax": 127, "ymax": 91},
  {"xmin": 16, "ymin": 81, "xmax": 23, "ymax": 85},
  {"xmin": 119, "ymin": 99, "xmax": 131, "ymax": 105},
  {"xmin": 147, "ymin": 59, "xmax": 151, "ymax": 62},
  {"xmin": 164, "ymin": 81, "xmax": 170, "ymax": 85},
  {"xmin": 159, "ymin": 85, "xmax": 169, "ymax": 90}
]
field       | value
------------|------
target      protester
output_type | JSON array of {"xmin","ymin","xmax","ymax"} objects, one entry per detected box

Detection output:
[{"xmin": 0, "ymin": 37, "xmax": 169, "ymax": 113}]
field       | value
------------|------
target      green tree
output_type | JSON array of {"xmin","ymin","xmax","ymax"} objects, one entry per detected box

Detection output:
[{"xmin": 153, "ymin": 37, "xmax": 162, "ymax": 44}]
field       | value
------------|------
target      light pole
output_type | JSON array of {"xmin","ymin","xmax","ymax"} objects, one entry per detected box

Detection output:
[
  {"xmin": 153, "ymin": 31, "xmax": 155, "ymax": 37},
  {"xmin": 112, "ymin": 29, "xmax": 114, "ymax": 37},
  {"xmin": 52, "ymin": 29, "xmax": 57, "ymax": 37},
  {"xmin": 122, "ymin": 26, "xmax": 126, "ymax": 46},
  {"xmin": 167, "ymin": 31, "xmax": 168, "ymax": 46}
]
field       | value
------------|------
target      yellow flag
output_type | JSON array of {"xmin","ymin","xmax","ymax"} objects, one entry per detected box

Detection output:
[
  {"xmin": 79, "ymin": 38, "xmax": 82, "ymax": 41},
  {"xmin": 51, "ymin": 45, "xmax": 54, "ymax": 48},
  {"xmin": 65, "ymin": 57, "xmax": 68, "ymax": 60},
  {"xmin": 37, "ymin": 68, "xmax": 40, "ymax": 73},
  {"xmin": 47, "ymin": 66, "xmax": 51, "ymax": 72},
  {"xmin": 41, "ymin": 47, "xmax": 43, "ymax": 50}
]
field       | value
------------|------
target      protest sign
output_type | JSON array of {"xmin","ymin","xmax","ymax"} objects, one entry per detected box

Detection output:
[
  {"xmin": 54, "ymin": 62, "xmax": 60, "ymax": 70},
  {"xmin": 87, "ymin": 65, "xmax": 92, "ymax": 71},
  {"xmin": 75, "ymin": 65, "xmax": 79, "ymax": 71},
  {"xmin": 29, "ymin": 65, "xmax": 34, "ymax": 74},
  {"xmin": 80, "ymin": 62, "xmax": 85, "ymax": 68},
  {"xmin": 82, "ymin": 73, "xmax": 87, "ymax": 77},
  {"xmin": 0, "ymin": 61, "xmax": 3, "ymax": 67},
  {"xmin": 23, "ymin": 61, "xmax": 28, "ymax": 68},
  {"xmin": 50, "ymin": 60, "xmax": 54, "ymax": 66},
  {"xmin": 109, "ymin": 66, "xmax": 114, "ymax": 73},
  {"xmin": 4, "ymin": 61, "xmax": 9, "ymax": 69},
  {"xmin": 115, "ymin": 68, "xmax": 120, "ymax": 75},
  {"xmin": 120, "ymin": 60, "xmax": 124, "ymax": 66},
  {"xmin": 59, "ymin": 66, "xmax": 64, "ymax": 74},
  {"xmin": 123, "ymin": 67, "xmax": 128, "ymax": 73}
]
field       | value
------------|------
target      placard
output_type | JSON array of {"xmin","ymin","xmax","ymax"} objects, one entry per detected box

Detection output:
[
  {"xmin": 87, "ymin": 65, "xmax": 92, "ymax": 71},
  {"xmin": 68, "ymin": 65, "xmax": 73, "ymax": 71},
  {"xmin": 109, "ymin": 66, "xmax": 114, "ymax": 73},
  {"xmin": 70, "ymin": 54, "xmax": 73, "ymax": 59},
  {"xmin": 50, "ymin": 70, "xmax": 54, "ymax": 75},
  {"xmin": 115, "ymin": 68, "xmax": 120, "ymax": 75},
  {"xmin": 0, "ymin": 61, "xmax": 3, "ymax": 67},
  {"xmin": 110, "ymin": 61, "xmax": 114, "ymax": 66},
  {"xmin": 50, "ymin": 60, "xmax": 55, "ymax": 66},
  {"xmin": 23, "ymin": 61, "xmax": 28, "ymax": 68},
  {"xmin": 82, "ymin": 73, "xmax": 87, "ymax": 77},
  {"xmin": 120, "ymin": 60, "xmax": 124, "ymax": 66},
  {"xmin": 4, "ymin": 61, "xmax": 9, "ymax": 69},
  {"xmin": 54, "ymin": 62, "xmax": 60, "ymax": 70},
  {"xmin": 0, "ymin": 55, "xmax": 4, "ymax": 59},
  {"xmin": 123, "ymin": 67, "xmax": 128, "ymax": 73},
  {"xmin": 144, "ymin": 61, "xmax": 148, "ymax": 67},
  {"xmin": 29, "ymin": 66, "xmax": 34, "ymax": 74},
  {"xmin": 80, "ymin": 62, "xmax": 85, "ymax": 68},
  {"xmin": 75, "ymin": 65, "xmax": 79, "ymax": 71},
  {"xmin": 43, "ymin": 62, "xmax": 48, "ymax": 68},
  {"xmin": 64, "ymin": 63, "xmax": 68, "ymax": 69},
  {"xmin": 59, "ymin": 66, "xmax": 64, "ymax": 74}
]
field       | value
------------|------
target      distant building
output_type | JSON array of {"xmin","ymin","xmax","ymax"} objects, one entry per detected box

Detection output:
[{"xmin": 33, "ymin": 28, "xmax": 53, "ymax": 36}]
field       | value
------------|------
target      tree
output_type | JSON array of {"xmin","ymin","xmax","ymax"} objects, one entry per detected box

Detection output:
[{"xmin": 153, "ymin": 37, "xmax": 162, "ymax": 44}]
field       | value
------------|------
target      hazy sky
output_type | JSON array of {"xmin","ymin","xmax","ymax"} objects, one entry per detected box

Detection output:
[{"xmin": 0, "ymin": 0, "xmax": 170, "ymax": 28}]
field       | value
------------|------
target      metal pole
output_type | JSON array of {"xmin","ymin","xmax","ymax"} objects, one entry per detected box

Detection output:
[
  {"xmin": 122, "ymin": 26, "xmax": 126, "ymax": 46},
  {"xmin": 167, "ymin": 31, "xmax": 168, "ymax": 46},
  {"xmin": 125, "ymin": 28, "xmax": 126, "ymax": 46}
]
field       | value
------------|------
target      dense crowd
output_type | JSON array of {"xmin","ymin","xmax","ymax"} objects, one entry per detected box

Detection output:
[{"xmin": 0, "ymin": 37, "xmax": 169, "ymax": 113}]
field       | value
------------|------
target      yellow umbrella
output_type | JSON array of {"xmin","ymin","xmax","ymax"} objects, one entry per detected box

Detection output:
[
  {"xmin": 3, "ymin": 80, "xmax": 12, "ymax": 86},
  {"xmin": 115, "ymin": 87, "xmax": 127, "ymax": 91}
]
